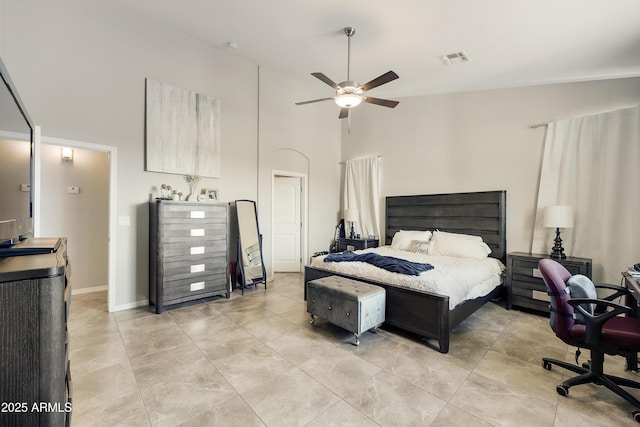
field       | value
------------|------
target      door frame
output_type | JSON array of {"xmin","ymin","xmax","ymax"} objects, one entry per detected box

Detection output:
[
  {"xmin": 271, "ymin": 170, "xmax": 308, "ymax": 273},
  {"xmin": 36, "ymin": 134, "xmax": 118, "ymax": 312}
]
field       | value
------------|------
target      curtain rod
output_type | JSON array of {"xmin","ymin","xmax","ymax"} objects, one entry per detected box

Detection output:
[
  {"xmin": 338, "ymin": 155, "xmax": 382, "ymax": 165},
  {"xmin": 529, "ymin": 123, "xmax": 549, "ymax": 129}
]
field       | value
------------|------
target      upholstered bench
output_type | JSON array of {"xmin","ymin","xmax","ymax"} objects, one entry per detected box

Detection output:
[{"xmin": 306, "ymin": 275, "xmax": 386, "ymax": 345}]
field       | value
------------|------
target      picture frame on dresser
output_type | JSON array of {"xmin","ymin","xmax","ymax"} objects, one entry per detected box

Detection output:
[{"xmin": 205, "ymin": 188, "xmax": 219, "ymax": 201}]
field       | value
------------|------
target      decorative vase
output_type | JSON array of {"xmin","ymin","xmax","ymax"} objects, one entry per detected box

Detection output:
[{"xmin": 185, "ymin": 174, "xmax": 201, "ymax": 201}]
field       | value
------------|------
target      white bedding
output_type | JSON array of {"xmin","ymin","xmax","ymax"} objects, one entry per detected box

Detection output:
[{"xmin": 309, "ymin": 246, "xmax": 505, "ymax": 310}]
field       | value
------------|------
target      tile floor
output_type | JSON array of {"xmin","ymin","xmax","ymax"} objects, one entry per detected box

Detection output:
[{"xmin": 69, "ymin": 273, "xmax": 640, "ymax": 426}]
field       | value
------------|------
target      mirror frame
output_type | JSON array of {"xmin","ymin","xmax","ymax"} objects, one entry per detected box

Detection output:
[
  {"xmin": 235, "ymin": 199, "xmax": 267, "ymax": 294},
  {"xmin": 0, "ymin": 56, "xmax": 34, "ymax": 245}
]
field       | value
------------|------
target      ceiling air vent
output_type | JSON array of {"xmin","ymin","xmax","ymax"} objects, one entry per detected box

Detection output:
[{"xmin": 438, "ymin": 51, "xmax": 470, "ymax": 65}]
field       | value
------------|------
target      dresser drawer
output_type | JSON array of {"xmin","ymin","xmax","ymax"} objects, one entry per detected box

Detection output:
[
  {"xmin": 163, "ymin": 273, "xmax": 228, "ymax": 303},
  {"xmin": 160, "ymin": 240, "xmax": 227, "ymax": 259},
  {"xmin": 162, "ymin": 257, "xmax": 227, "ymax": 281},
  {"xmin": 159, "ymin": 204, "xmax": 227, "ymax": 220},
  {"xmin": 159, "ymin": 222, "xmax": 228, "ymax": 240}
]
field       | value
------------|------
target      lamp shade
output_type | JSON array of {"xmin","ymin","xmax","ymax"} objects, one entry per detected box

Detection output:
[
  {"xmin": 335, "ymin": 94, "xmax": 362, "ymax": 108},
  {"xmin": 61, "ymin": 147, "xmax": 73, "ymax": 161},
  {"xmin": 543, "ymin": 205, "xmax": 573, "ymax": 228},
  {"xmin": 345, "ymin": 208, "xmax": 359, "ymax": 222}
]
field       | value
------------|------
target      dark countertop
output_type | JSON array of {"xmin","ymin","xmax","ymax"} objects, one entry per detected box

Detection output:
[{"xmin": 0, "ymin": 238, "xmax": 66, "ymax": 282}]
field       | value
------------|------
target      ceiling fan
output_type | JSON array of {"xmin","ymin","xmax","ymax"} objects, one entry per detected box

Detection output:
[{"xmin": 295, "ymin": 27, "xmax": 399, "ymax": 120}]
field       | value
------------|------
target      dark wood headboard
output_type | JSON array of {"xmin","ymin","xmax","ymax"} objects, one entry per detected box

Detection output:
[{"xmin": 385, "ymin": 190, "xmax": 507, "ymax": 262}]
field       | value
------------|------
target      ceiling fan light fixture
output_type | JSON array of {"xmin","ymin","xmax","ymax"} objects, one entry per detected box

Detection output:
[{"xmin": 335, "ymin": 93, "xmax": 362, "ymax": 108}]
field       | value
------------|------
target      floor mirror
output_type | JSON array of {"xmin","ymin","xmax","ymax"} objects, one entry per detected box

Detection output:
[{"xmin": 235, "ymin": 199, "xmax": 267, "ymax": 294}]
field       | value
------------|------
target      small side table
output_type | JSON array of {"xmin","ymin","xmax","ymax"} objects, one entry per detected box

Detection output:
[
  {"xmin": 338, "ymin": 238, "xmax": 379, "ymax": 252},
  {"xmin": 506, "ymin": 252, "xmax": 592, "ymax": 314}
]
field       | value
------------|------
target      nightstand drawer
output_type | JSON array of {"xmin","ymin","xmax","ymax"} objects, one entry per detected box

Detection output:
[
  {"xmin": 511, "ymin": 280, "xmax": 549, "ymax": 301},
  {"xmin": 511, "ymin": 259, "xmax": 544, "ymax": 279}
]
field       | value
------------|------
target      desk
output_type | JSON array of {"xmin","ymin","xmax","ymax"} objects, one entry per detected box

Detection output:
[
  {"xmin": 623, "ymin": 272, "xmax": 640, "ymax": 317},
  {"xmin": 623, "ymin": 273, "xmax": 640, "ymax": 371}
]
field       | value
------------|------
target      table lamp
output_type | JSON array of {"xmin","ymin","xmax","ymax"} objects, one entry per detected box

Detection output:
[
  {"xmin": 345, "ymin": 208, "xmax": 359, "ymax": 239},
  {"xmin": 544, "ymin": 205, "xmax": 573, "ymax": 259}
]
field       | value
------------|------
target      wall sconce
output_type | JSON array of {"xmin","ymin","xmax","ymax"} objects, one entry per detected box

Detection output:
[
  {"xmin": 544, "ymin": 205, "xmax": 573, "ymax": 259},
  {"xmin": 61, "ymin": 147, "xmax": 73, "ymax": 162}
]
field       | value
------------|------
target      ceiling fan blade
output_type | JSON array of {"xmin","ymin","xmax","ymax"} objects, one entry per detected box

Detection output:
[
  {"xmin": 360, "ymin": 71, "xmax": 399, "ymax": 92},
  {"xmin": 338, "ymin": 108, "xmax": 349, "ymax": 119},
  {"xmin": 295, "ymin": 97, "xmax": 335, "ymax": 105},
  {"xmin": 311, "ymin": 72, "xmax": 339, "ymax": 89},
  {"xmin": 363, "ymin": 96, "xmax": 399, "ymax": 108}
]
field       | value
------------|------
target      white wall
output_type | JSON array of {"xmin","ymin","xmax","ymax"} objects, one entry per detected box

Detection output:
[
  {"xmin": 40, "ymin": 144, "xmax": 109, "ymax": 291},
  {"xmin": 258, "ymin": 67, "xmax": 342, "ymax": 273},
  {"xmin": 342, "ymin": 78, "xmax": 640, "ymax": 267},
  {"xmin": 2, "ymin": 0, "xmax": 341, "ymax": 309}
]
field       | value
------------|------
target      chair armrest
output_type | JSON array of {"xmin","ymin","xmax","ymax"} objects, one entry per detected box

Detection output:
[
  {"xmin": 595, "ymin": 283, "xmax": 632, "ymax": 301},
  {"xmin": 568, "ymin": 298, "xmax": 632, "ymax": 346}
]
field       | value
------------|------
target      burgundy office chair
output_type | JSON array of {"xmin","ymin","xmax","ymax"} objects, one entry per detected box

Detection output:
[{"xmin": 538, "ymin": 258, "xmax": 640, "ymax": 423}]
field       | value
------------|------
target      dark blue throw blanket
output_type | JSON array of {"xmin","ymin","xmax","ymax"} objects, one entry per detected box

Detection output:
[{"xmin": 324, "ymin": 252, "xmax": 434, "ymax": 276}]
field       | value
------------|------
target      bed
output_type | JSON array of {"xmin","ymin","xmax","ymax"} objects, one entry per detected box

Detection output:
[{"xmin": 304, "ymin": 190, "xmax": 506, "ymax": 353}]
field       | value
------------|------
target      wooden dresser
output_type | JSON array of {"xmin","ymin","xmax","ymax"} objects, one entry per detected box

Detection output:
[
  {"xmin": 0, "ymin": 237, "xmax": 72, "ymax": 427},
  {"xmin": 506, "ymin": 251, "xmax": 592, "ymax": 314},
  {"xmin": 149, "ymin": 200, "xmax": 229, "ymax": 313}
]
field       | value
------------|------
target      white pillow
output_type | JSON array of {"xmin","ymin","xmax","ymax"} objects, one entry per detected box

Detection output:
[
  {"xmin": 390, "ymin": 230, "xmax": 432, "ymax": 251},
  {"xmin": 427, "ymin": 231, "xmax": 491, "ymax": 259}
]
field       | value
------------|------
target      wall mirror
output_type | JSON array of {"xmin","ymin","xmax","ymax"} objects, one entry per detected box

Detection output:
[
  {"xmin": 0, "ymin": 57, "xmax": 34, "ymax": 245},
  {"xmin": 235, "ymin": 199, "xmax": 266, "ymax": 293}
]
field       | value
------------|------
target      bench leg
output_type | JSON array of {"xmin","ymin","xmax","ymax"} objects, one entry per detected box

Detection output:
[{"xmin": 353, "ymin": 333, "xmax": 360, "ymax": 346}]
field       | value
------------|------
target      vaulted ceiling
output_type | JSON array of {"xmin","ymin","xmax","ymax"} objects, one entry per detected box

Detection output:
[{"xmin": 113, "ymin": 0, "xmax": 640, "ymax": 99}]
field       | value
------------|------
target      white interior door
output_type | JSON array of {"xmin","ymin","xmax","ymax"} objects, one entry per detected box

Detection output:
[{"xmin": 273, "ymin": 176, "xmax": 301, "ymax": 272}]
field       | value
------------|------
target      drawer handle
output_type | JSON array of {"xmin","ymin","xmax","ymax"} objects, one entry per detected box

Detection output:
[
  {"xmin": 346, "ymin": 312, "xmax": 350, "ymax": 317},
  {"xmin": 190, "ymin": 281, "xmax": 205, "ymax": 291},
  {"xmin": 532, "ymin": 290, "xmax": 550, "ymax": 302},
  {"xmin": 190, "ymin": 211, "xmax": 205, "ymax": 219},
  {"xmin": 190, "ymin": 228, "xmax": 205, "ymax": 237},
  {"xmin": 532, "ymin": 268, "xmax": 543, "ymax": 278},
  {"xmin": 328, "ymin": 305, "xmax": 332, "ymax": 310},
  {"xmin": 190, "ymin": 264, "xmax": 205, "ymax": 273},
  {"xmin": 190, "ymin": 246, "xmax": 205, "ymax": 255},
  {"xmin": 311, "ymin": 299, "xmax": 316, "ymax": 303}
]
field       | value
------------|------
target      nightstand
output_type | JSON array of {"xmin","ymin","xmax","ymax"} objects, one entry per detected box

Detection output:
[
  {"xmin": 338, "ymin": 237, "xmax": 379, "ymax": 252},
  {"xmin": 506, "ymin": 252, "xmax": 592, "ymax": 314}
]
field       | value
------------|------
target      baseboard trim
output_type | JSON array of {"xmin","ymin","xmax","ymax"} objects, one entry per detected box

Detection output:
[
  {"xmin": 110, "ymin": 299, "xmax": 149, "ymax": 312},
  {"xmin": 72, "ymin": 285, "xmax": 108, "ymax": 295}
]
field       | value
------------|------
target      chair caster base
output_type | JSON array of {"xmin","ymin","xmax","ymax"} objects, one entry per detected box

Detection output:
[{"xmin": 556, "ymin": 384, "xmax": 569, "ymax": 397}]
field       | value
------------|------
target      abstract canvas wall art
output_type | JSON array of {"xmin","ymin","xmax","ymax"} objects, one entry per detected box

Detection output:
[{"xmin": 145, "ymin": 78, "xmax": 221, "ymax": 178}]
